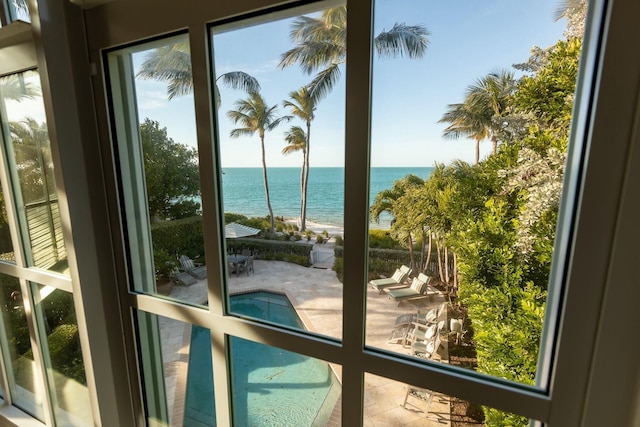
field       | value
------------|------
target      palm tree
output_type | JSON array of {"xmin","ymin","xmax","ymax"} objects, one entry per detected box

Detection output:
[
  {"xmin": 282, "ymin": 86, "xmax": 316, "ymax": 231},
  {"xmin": 439, "ymin": 70, "xmax": 515, "ymax": 164},
  {"xmin": 279, "ymin": 6, "xmax": 430, "ymax": 101},
  {"xmin": 227, "ymin": 91, "xmax": 290, "ymax": 232},
  {"xmin": 439, "ymin": 102, "xmax": 489, "ymax": 165},
  {"xmin": 136, "ymin": 42, "xmax": 260, "ymax": 105},
  {"xmin": 282, "ymin": 125, "xmax": 307, "ymax": 208},
  {"xmin": 465, "ymin": 70, "xmax": 515, "ymax": 153},
  {"xmin": 0, "ymin": 74, "xmax": 39, "ymax": 102}
]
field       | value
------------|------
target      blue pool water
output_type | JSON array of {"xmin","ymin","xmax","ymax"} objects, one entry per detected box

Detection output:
[{"xmin": 183, "ymin": 292, "xmax": 341, "ymax": 426}]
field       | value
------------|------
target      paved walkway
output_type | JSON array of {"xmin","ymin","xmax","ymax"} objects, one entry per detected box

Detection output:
[{"xmin": 160, "ymin": 260, "xmax": 451, "ymax": 426}]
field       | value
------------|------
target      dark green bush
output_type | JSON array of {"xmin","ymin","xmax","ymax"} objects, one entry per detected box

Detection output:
[
  {"xmin": 47, "ymin": 323, "xmax": 86, "ymax": 384},
  {"xmin": 151, "ymin": 216, "xmax": 204, "ymax": 259},
  {"xmin": 368, "ymin": 229, "xmax": 403, "ymax": 249}
]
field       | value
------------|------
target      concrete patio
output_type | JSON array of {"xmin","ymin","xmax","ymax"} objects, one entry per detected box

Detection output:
[{"xmin": 159, "ymin": 259, "xmax": 452, "ymax": 426}]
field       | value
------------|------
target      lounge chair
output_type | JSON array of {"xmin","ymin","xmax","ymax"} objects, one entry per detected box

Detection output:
[
  {"xmin": 171, "ymin": 268, "xmax": 197, "ymax": 286},
  {"xmin": 368, "ymin": 265, "xmax": 412, "ymax": 293},
  {"xmin": 179, "ymin": 255, "xmax": 207, "ymax": 280},
  {"xmin": 385, "ymin": 273, "xmax": 438, "ymax": 306}
]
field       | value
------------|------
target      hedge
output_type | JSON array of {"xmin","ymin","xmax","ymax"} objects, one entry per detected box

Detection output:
[{"xmin": 227, "ymin": 237, "xmax": 313, "ymax": 262}]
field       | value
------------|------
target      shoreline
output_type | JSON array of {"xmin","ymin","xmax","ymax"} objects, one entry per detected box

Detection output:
[{"xmin": 284, "ymin": 218, "xmax": 344, "ymax": 238}]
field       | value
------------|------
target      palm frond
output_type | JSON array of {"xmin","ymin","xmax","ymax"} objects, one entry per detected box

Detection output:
[
  {"xmin": 374, "ymin": 24, "xmax": 430, "ymax": 59},
  {"xmin": 216, "ymin": 71, "xmax": 261, "ymax": 92},
  {"xmin": 282, "ymin": 125, "xmax": 307, "ymax": 154},
  {"xmin": 308, "ymin": 63, "xmax": 342, "ymax": 102},
  {"xmin": 229, "ymin": 127, "xmax": 256, "ymax": 138}
]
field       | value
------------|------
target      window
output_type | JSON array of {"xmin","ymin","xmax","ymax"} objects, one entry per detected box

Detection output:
[{"xmin": 2, "ymin": 0, "xmax": 640, "ymax": 426}]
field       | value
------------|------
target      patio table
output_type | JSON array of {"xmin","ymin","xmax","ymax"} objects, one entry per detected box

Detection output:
[{"xmin": 227, "ymin": 254, "xmax": 248, "ymax": 276}]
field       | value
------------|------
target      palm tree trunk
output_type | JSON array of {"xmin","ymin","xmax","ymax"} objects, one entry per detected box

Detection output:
[
  {"xmin": 444, "ymin": 244, "xmax": 450, "ymax": 284},
  {"xmin": 300, "ymin": 122, "xmax": 311, "ymax": 231},
  {"xmin": 424, "ymin": 232, "xmax": 433, "ymax": 274},
  {"xmin": 436, "ymin": 237, "xmax": 445, "ymax": 282},
  {"xmin": 260, "ymin": 136, "xmax": 275, "ymax": 232},
  {"xmin": 475, "ymin": 138, "xmax": 480, "ymax": 165},
  {"xmin": 408, "ymin": 234, "xmax": 415, "ymax": 271},
  {"xmin": 491, "ymin": 135, "xmax": 498, "ymax": 154}
]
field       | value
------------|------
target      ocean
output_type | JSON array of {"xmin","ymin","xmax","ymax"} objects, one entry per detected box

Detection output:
[{"xmin": 221, "ymin": 167, "xmax": 433, "ymax": 228}]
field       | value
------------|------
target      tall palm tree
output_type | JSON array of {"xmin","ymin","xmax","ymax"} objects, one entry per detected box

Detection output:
[
  {"xmin": 136, "ymin": 42, "xmax": 260, "ymax": 105},
  {"xmin": 227, "ymin": 91, "xmax": 290, "ymax": 232},
  {"xmin": 279, "ymin": 6, "xmax": 430, "ymax": 101},
  {"xmin": 465, "ymin": 70, "xmax": 515, "ymax": 153},
  {"xmin": 283, "ymin": 86, "xmax": 316, "ymax": 231},
  {"xmin": 439, "ymin": 70, "xmax": 515, "ymax": 164},
  {"xmin": 282, "ymin": 124, "xmax": 307, "ymax": 199},
  {"xmin": 439, "ymin": 102, "xmax": 489, "ymax": 165}
]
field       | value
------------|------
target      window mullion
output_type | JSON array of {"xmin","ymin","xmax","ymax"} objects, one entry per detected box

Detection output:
[
  {"xmin": 188, "ymin": 23, "xmax": 233, "ymax": 427},
  {"xmin": 342, "ymin": 0, "xmax": 374, "ymax": 425}
]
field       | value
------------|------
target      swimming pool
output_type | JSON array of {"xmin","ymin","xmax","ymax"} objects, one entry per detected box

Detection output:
[{"xmin": 183, "ymin": 291, "xmax": 341, "ymax": 426}]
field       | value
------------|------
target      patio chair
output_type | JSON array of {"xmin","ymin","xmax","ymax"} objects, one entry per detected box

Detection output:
[
  {"xmin": 385, "ymin": 273, "xmax": 438, "ymax": 306},
  {"xmin": 179, "ymin": 255, "xmax": 207, "ymax": 280},
  {"xmin": 368, "ymin": 265, "xmax": 412, "ymax": 293},
  {"xmin": 171, "ymin": 268, "xmax": 197, "ymax": 286},
  {"xmin": 394, "ymin": 302, "xmax": 446, "ymax": 328},
  {"xmin": 237, "ymin": 256, "xmax": 254, "ymax": 276},
  {"xmin": 412, "ymin": 326, "xmax": 443, "ymax": 359},
  {"xmin": 402, "ymin": 385, "xmax": 435, "ymax": 417}
]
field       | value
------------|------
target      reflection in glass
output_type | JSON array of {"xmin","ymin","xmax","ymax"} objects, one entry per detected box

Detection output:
[
  {"xmin": 0, "ymin": 183, "xmax": 14, "ymax": 262},
  {"xmin": 364, "ymin": 373, "xmax": 532, "ymax": 425},
  {"xmin": 0, "ymin": 71, "xmax": 67, "ymax": 273},
  {"xmin": 107, "ymin": 34, "xmax": 206, "ymax": 303},
  {"xmin": 0, "ymin": 274, "xmax": 44, "ymax": 419},
  {"xmin": 365, "ymin": 0, "xmax": 587, "ymax": 392},
  {"xmin": 32, "ymin": 283, "xmax": 91, "ymax": 426},
  {"xmin": 212, "ymin": 3, "xmax": 345, "ymax": 340},
  {"xmin": 6, "ymin": 0, "xmax": 30, "ymax": 22}
]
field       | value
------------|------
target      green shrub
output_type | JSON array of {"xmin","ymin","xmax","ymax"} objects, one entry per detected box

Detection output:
[
  {"xmin": 334, "ymin": 235, "xmax": 343, "ymax": 246},
  {"xmin": 151, "ymin": 216, "xmax": 204, "ymax": 259},
  {"xmin": 333, "ymin": 257, "xmax": 344, "ymax": 282},
  {"xmin": 316, "ymin": 235, "xmax": 324, "ymax": 244},
  {"xmin": 224, "ymin": 212, "xmax": 248, "ymax": 224},
  {"xmin": 368, "ymin": 229, "xmax": 403, "ymax": 249},
  {"xmin": 284, "ymin": 254, "xmax": 311, "ymax": 267},
  {"xmin": 153, "ymin": 248, "xmax": 175, "ymax": 279},
  {"xmin": 47, "ymin": 324, "xmax": 86, "ymax": 384}
]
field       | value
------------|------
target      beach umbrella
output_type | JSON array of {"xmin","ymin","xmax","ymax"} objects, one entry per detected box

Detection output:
[{"xmin": 225, "ymin": 222, "xmax": 261, "ymax": 238}]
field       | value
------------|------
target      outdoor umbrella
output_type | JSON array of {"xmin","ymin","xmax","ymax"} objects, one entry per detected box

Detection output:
[{"xmin": 225, "ymin": 222, "xmax": 261, "ymax": 238}]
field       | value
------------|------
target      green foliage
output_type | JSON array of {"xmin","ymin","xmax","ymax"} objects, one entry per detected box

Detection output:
[
  {"xmin": 332, "ymin": 256, "xmax": 344, "ymax": 282},
  {"xmin": 47, "ymin": 324, "xmax": 86, "ymax": 384},
  {"xmin": 368, "ymin": 229, "xmax": 403, "ymax": 249},
  {"xmin": 334, "ymin": 235, "xmax": 343, "ymax": 246},
  {"xmin": 226, "ymin": 237, "xmax": 312, "ymax": 267},
  {"xmin": 315, "ymin": 234, "xmax": 324, "ymax": 244},
  {"xmin": 140, "ymin": 118, "xmax": 201, "ymax": 220},
  {"xmin": 224, "ymin": 212, "xmax": 249, "ymax": 224},
  {"xmin": 151, "ymin": 216, "xmax": 204, "ymax": 261},
  {"xmin": 153, "ymin": 248, "xmax": 176, "ymax": 279}
]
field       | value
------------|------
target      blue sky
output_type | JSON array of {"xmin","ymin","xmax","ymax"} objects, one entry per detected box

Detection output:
[{"xmin": 134, "ymin": 0, "xmax": 567, "ymax": 168}]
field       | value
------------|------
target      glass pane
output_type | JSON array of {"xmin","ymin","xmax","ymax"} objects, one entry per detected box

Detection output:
[
  {"xmin": 212, "ymin": 2, "xmax": 345, "ymax": 339},
  {"xmin": 106, "ymin": 34, "xmax": 207, "ymax": 304},
  {"xmin": 136, "ymin": 310, "xmax": 201, "ymax": 427},
  {"xmin": 32, "ymin": 284, "xmax": 91, "ymax": 426},
  {"xmin": 0, "ymin": 274, "xmax": 45, "ymax": 420},
  {"xmin": 0, "ymin": 70, "xmax": 68, "ymax": 273},
  {"xmin": 364, "ymin": 0, "xmax": 587, "ymax": 388},
  {"xmin": 6, "ymin": 0, "xmax": 30, "ymax": 22},
  {"xmin": 229, "ymin": 338, "xmax": 341, "ymax": 427},
  {"xmin": 364, "ymin": 373, "xmax": 536, "ymax": 426}
]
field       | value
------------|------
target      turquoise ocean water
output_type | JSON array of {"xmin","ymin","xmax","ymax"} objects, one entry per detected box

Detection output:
[{"xmin": 221, "ymin": 167, "xmax": 433, "ymax": 228}]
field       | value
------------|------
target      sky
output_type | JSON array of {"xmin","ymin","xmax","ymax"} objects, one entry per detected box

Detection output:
[{"xmin": 131, "ymin": 0, "xmax": 568, "ymax": 168}]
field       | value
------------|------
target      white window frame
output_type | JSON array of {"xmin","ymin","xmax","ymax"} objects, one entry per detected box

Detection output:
[{"xmin": 0, "ymin": 0, "xmax": 637, "ymax": 426}]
